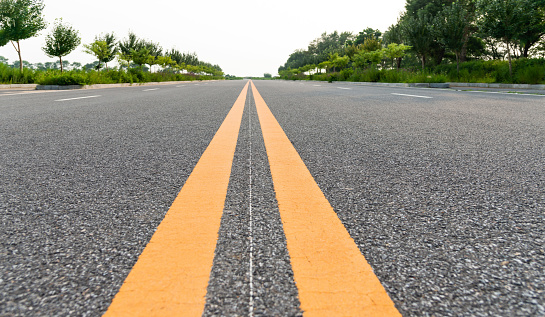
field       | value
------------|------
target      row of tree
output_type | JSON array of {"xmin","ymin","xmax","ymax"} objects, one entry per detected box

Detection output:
[
  {"xmin": 0, "ymin": 0, "xmax": 223, "ymax": 76},
  {"xmin": 279, "ymin": 0, "xmax": 545, "ymax": 77},
  {"xmin": 80, "ymin": 30, "xmax": 223, "ymax": 76}
]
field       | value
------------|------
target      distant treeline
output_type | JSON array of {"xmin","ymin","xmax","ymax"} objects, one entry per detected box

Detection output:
[
  {"xmin": 0, "ymin": 0, "xmax": 224, "ymax": 84},
  {"xmin": 278, "ymin": 0, "xmax": 545, "ymax": 84}
]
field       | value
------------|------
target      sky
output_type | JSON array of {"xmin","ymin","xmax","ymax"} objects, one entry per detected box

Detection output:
[{"xmin": 0, "ymin": 0, "xmax": 407, "ymax": 77}]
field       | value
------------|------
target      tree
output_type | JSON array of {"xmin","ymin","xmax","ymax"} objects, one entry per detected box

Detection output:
[
  {"xmin": 144, "ymin": 40, "xmax": 162, "ymax": 72},
  {"xmin": 401, "ymin": 10, "xmax": 435, "ymax": 69},
  {"xmin": 71, "ymin": 61, "xmax": 81, "ymax": 70},
  {"xmin": 92, "ymin": 33, "xmax": 117, "ymax": 69},
  {"xmin": 361, "ymin": 37, "xmax": 382, "ymax": 52},
  {"xmin": 383, "ymin": 20, "xmax": 404, "ymax": 45},
  {"xmin": 83, "ymin": 40, "xmax": 109, "ymax": 70},
  {"xmin": 0, "ymin": 0, "xmax": 47, "ymax": 72},
  {"xmin": 131, "ymin": 47, "xmax": 151, "ymax": 70},
  {"xmin": 515, "ymin": 0, "xmax": 545, "ymax": 57},
  {"xmin": 42, "ymin": 19, "xmax": 80, "ymax": 73},
  {"xmin": 353, "ymin": 28, "xmax": 382, "ymax": 46},
  {"xmin": 434, "ymin": 1, "xmax": 470, "ymax": 76},
  {"xmin": 156, "ymin": 55, "xmax": 175, "ymax": 70},
  {"xmin": 353, "ymin": 49, "xmax": 384, "ymax": 69},
  {"xmin": 383, "ymin": 43, "xmax": 412, "ymax": 69},
  {"xmin": 118, "ymin": 32, "xmax": 143, "ymax": 69},
  {"xmin": 0, "ymin": 55, "xmax": 7, "ymax": 64},
  {"xmin": 477, "ymin": 0, "xmax": 539, "ymax": 76}
]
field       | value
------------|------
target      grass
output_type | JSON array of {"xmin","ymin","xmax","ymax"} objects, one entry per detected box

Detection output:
[
  {"xmin": 0, "ymin": 64, "xmax": 223, "ymax": 85},
  {"xmin": 280, "ymin": 58, "xmax": 545, "ymax": 85}
]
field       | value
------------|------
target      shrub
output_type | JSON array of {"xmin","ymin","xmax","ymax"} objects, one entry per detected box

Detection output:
[
  {"xmin": 0, "ymin": 63, "xmax": 37, "ymax": 84},
  {"xmin": 515, "ymin": 66, "xmax": 544, "ymax": 84},
  {"xmin": 36, "ymin": 72, "xmax": 86, "ymax": 85}
]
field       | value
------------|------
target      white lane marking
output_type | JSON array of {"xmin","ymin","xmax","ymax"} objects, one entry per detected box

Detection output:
[
  {"xmin": 462, "ymin": 90, "xmax": 545, "ymax": 97},
  {"xmin": 313, "ymin": 85, "xmax": 322, "ymax": 87},
  {"xmin": 55, "ymin": 95, "xmax": 101, "ymax": 102},
  {"xmin": 248, "ymin": 86, "xmax": 254, "ymax": 317},
  {"xmin": 392, "ymin": 93, "xmax": 433, "ymax": 99},
  {"xmin": 337, "ymin": 87, "xmax": 351, "ymax": 90},
  {"xmin": 0, "ymin": 90, "xmax": 62, "ymax": 97},
  {"xmin": 143, "ymin": 88, "xmax": 159, "ymax": 91},
  {"xmin": 176, "ymin": 85, "xmax": 186, "ymax": 87}
]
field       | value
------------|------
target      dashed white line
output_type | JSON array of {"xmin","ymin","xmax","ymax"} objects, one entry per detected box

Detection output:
[
  {"xmin": 55, "ymin": 95, "xmax": 101, "ymax": 102},
  {"xmin": 337, "ymin": 87, "xmax": 351, "ymax": 90},
  {"xmin": 143, "ymin": 88, "xmax": 159, "ymax": 91},
  {"xmin": 313, "ymin": 85, "xmax": 322, "ymax": 87},
  {"xmin": 176, "ymin": 85, "xmax": 186, "ymax": 87},
  {"xmin": 392, "ymin": 93, "xmax": 433, "ymax": 99}
]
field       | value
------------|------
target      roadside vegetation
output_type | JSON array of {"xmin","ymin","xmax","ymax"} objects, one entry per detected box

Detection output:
[
  {"xmin": 0, "ymin": 0, "xmax": 224, "ymax": 85},
  {"xmin": 278, "ymin": 0, "xmax": 545, "ymax": 84}
]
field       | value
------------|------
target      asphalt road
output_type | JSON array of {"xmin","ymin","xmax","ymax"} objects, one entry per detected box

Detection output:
[{"xmin": 1, "ymin": 80, "xmax": 544, "ymax": 316}]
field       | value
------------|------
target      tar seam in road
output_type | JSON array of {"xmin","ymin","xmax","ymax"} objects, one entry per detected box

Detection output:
[{"xmin": 248, "ymin": 86, "xmax": 255, "ymax": 317}]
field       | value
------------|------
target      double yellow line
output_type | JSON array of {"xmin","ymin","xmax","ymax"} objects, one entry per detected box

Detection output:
[{"xmin": 104, "ymin": 81, "xmax": 400, "ymax": 317}]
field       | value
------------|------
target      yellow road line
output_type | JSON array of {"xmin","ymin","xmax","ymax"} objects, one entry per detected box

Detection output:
[
  {"xmin": 251, "ymin": 81, "xmax": 400, "ymax": 317},
  {"xmin": 104, "ymin": 82, "xmax": 249, "ymax": 317}
]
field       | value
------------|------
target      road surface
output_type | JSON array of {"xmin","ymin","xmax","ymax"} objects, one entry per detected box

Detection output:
[{"xmin": 1, "ymin": 80, "xmax": 544, "ymax": 316}]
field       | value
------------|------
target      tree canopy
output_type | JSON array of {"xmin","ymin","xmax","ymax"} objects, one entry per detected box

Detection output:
[
  {"xmin": 42, "ymin": 19, "xmax": 80, "ymax": 72},
  {"xmin": 0, "ymin": 0, "xmax": 47, "ymax": 72}
]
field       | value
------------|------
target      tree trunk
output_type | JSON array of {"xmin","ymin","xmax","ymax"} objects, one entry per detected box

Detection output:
[
  {"xmin": 523, "ymin": 44, "xmax": 530, "ymax": 58},
  {"xmin": 456, "ymin": 52, "xmax": 460, "ymax": 79},
  {"xmin": 60, "ymin": 56, "xmax": 63, "ymax": 73},
  {"xmin": 397, "ymin": 57, "xmax": 402, "ymax": 70},
  {"xmin": 17, "ymin": 41, "xmax": 23, "ymax": 73},
  {"xmin": 507, "ymin": 41, "xmax": 513, "ymax": 78},
  {"xmin": 421, "ymin": 55, "xmax": 426, "ymax": 70}
]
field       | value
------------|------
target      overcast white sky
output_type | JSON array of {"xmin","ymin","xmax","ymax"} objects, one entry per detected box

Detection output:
[{"xmin": 0, "ymin": 0, "xmax": 407, "ymax": 76}]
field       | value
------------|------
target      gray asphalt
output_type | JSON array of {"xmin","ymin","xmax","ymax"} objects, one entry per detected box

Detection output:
[
  {"xmin": 254, "ymin": 80, "xmax": 545, "ymax": 316},
  {"xmin": 203, "ymin": 86, "xmax": 302, "ymax": 317},
  {"xmin": 1, "ymin": 80, "xmax": 544, "ymax": 316},
  {"xmin": 0, "ymin": 81, "xmax": 245, "ymax": 316}
]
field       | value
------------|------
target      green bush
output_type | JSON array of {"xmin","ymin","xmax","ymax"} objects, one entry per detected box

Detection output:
[
  {"xmin": 0, "ymin": 63, "xmax": 37, "ymax": 84},
  {"xmin": 36, "ymin": 72, "xmax": 86, "ymax": 85},
  {"xmin": 515, "ymin": 66, "xmax": 545, "ymax": 84},
  {"xmin": 434, "ymin": 59, "xmax": 545, "ymax": 84}
]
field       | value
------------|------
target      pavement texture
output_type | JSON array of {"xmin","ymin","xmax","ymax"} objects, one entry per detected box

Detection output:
[
  {"xmin": 254, "ymin": 80, "xmax": 545, "ymax": 316},
  {"xmin": 0, "ymin": 82, "xmax": 245, "ymax": 316},
  {"xmin": 1, "ymin": 80, "xmax": 544, "ymax": 316},
  {"xmin": 203, "ymin": 86, "xmax": 302, "ymax": 316}
]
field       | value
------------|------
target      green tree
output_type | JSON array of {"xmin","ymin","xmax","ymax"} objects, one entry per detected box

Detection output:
[
  {"xmin": 434, "ymin": 1, "xmax": 470, "ymax": 76},
  {"xmin": 353, "ymin": 50, "xmax": 384, "ymax": 69},
  {"xmin": 157, "ymin": 55, "xmax": 175, "ymax": 70},
  {"xmin": 83, "ymin": 40, "xmax": 109, "ymax": 70},
  {"xmin": 42, "ymin": 19, "xmax": 80, "ymax": 73},
  {"xmin": 401, "ymin": 10, "xmax": 435, "ymax": 69},
  {"xmin": 131, "ymin": 47, "xmax": 151, "ymax": 70},
  {"xmin": 328, "ymin": 53, "xmax": 349, "ymax": 72},
  {"xmin": 383, "ymin": 20, "xmax": 404, "ymax": 45},
  {"xmin": 477, "ymin": 0, "xmax": 539, "ymax": 76},
  {"xmin": 353, "ymin": 28, "xmax": 382, "ymax": 45},
  {"xmin": 118, "ymin": 32, "xmax": 143, "ymax": 69},
  {"xmin": 71, "ymin": 61, "xmax": 81, "ymax": 70},
  {"xmin": 144, "ymin": 40, "xmax": 162, "ymax": 72},
  {"xmin": 515, "ymin": 0, "xmax": 545, "ymax": 57},
  {"xmin": 382, "ymin": 43, "xmax": 412, "ymax": 69},
  {"xmin": 361, "ymin": 37, "xmax": 382, "ymax": 52},
  {"xmin": 98, "ymin": 33, "xmax": 118, "ymax": 69},
  {"xmin": 0, "ymin": 0, "xmax": 47, "ymax": 72}
]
